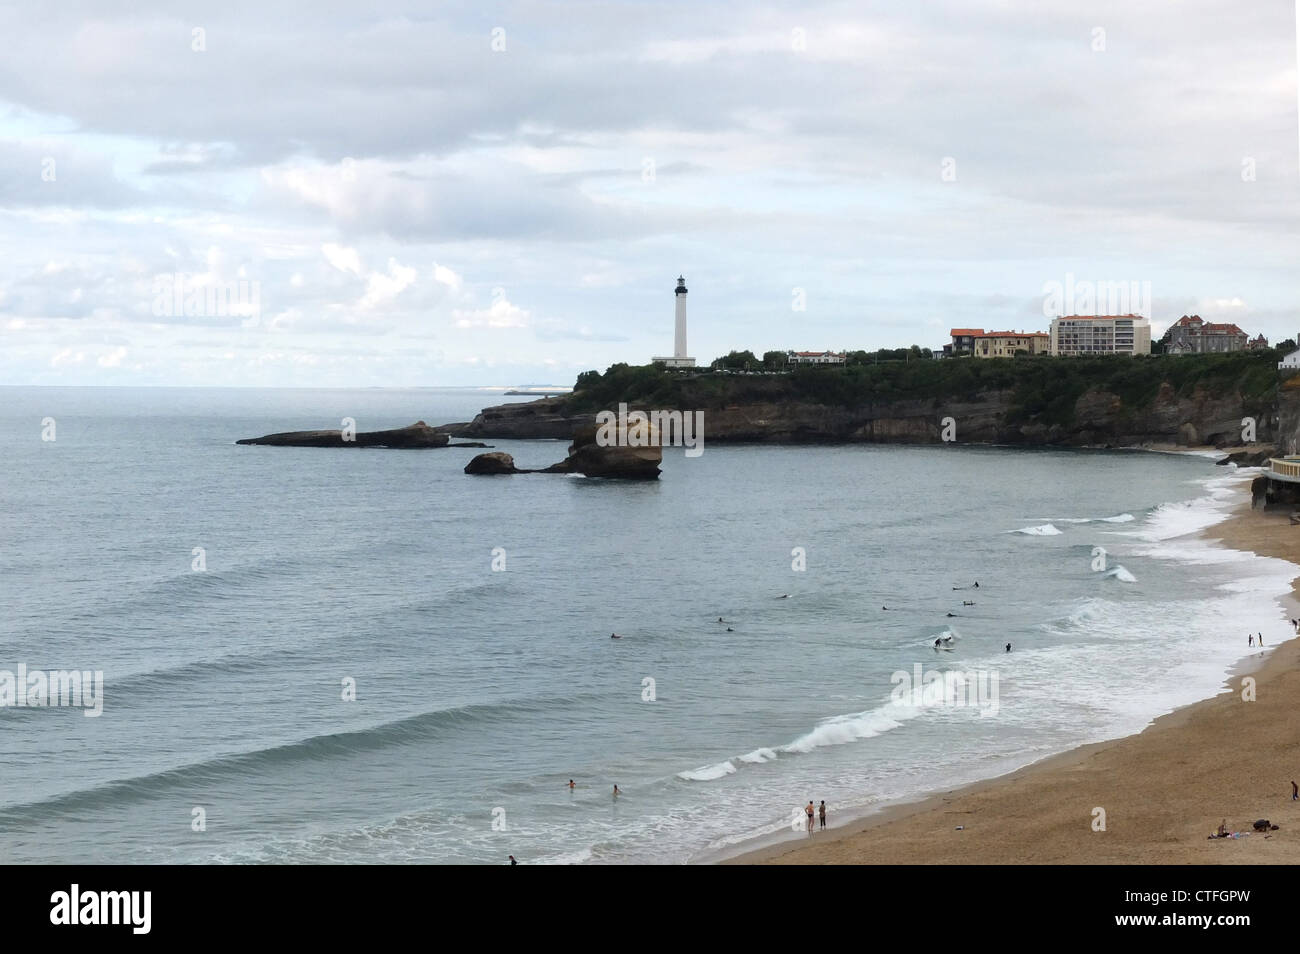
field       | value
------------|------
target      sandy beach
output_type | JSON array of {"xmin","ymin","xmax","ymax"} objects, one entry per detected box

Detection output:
[{"xmin": 731, "ymin": 473, "xmax": 1300, "ymax": 865}]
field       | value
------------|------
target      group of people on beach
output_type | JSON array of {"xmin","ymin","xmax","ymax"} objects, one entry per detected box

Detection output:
[{"xmin": 804, "ymin": 800, "xmax": 827, "ymax": 834}]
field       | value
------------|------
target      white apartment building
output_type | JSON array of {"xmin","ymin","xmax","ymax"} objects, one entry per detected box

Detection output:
[
  {"xmin": 1049, "ymin": 315, "xmax": 1151, "ymax": 356},
  {"xmin": 787, "ymin": 351, "xmax": 847, "ymax": 364}
]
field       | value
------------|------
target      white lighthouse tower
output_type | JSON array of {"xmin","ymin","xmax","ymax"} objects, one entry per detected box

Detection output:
[{"xmin": 652, "ymin": 275, "xmax": 696, "ymax": 368}]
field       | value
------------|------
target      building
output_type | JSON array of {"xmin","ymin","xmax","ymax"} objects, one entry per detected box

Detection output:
[
  {"xmin": 971, "ymin": 331, "xmax": 1050, "ymax": 358},
  {"xmin": 1049, "ymin": 315, "xmax": 1151, "ymax": 356},
  {"xmin": 787, "ymin": 351, "xmax": 846, "ymax": 365},
  {"xmin": 1164, "ymin": 315, "xmax": 1248, "ymax": 354},
  {"xmin": 1248, "ymin": 334, "xmax": 1269, "ymax": 350},
  {"xmin": 950, "ymin": 329, "xmax": 983, "ymax": 355},
  {"xmin": 651, "ymin": 276, "xmax": 696, "ymax": 368},
  {"xmin": 1279, "ymin": 339, "xmax": 1300, "ymax": 370}
]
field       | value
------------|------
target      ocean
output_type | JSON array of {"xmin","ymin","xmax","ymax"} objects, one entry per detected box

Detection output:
[{"xmin": 0, "ymin": 385, "xmax": 1293, "ymax": 864}]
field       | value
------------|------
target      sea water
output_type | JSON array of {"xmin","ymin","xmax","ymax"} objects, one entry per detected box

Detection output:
[{"xmin": 0, "ymin": 386, "xmax": 1292, "ymax": 864}]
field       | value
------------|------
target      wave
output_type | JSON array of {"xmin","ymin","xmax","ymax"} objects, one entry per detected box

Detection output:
[
  {"xmin": 678, "ymin": 760, "xmax": 737, "ymax": 781},
  {"xmin": 1010, "ymin": 523, "xmax": 1062, "ymax": 536},
  {"xmin": 1103, "ymin": 565, "xmax": 1137, "ymax": 583},
  {"xmin": 0, "ymin": 695, "xmax": 590, "ymax": 826}
]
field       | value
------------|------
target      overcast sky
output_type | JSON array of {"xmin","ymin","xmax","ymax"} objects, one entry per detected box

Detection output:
[{"xmin": 1, "ymin": 0, "xmax": 1297, "ymax": 387}]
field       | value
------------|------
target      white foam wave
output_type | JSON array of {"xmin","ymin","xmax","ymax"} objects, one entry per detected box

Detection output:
[
  {"xmin": 677, "ymin": 760, "xmax": 737, "ymax": 781},
  {"xmin": 1011, "ymin": 523, "xmax": 1063, "ymax": 535},
  {"xmin": 1104, "ymin": 565, "xmax": 1137, "ymax": 583},
  {"xmin": 737, "ymin": 748, "xmax": 778, "ymax": 764},
  {"xmin": 1100, "ymin": 513, "xmax": 1135, "ymax": 523}
]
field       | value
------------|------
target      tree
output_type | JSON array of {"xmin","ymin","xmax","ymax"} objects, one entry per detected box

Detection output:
[
  {"xmin": 574, "ymin": 369, "xmax": 602, "ymax": 391},
  {"xmin": 762, "ymin": 350, "xmax": 788, "ymax": 370},
  {"xmin": 711, "ymin": 350, "xmax": 759, "ymax": 370}
]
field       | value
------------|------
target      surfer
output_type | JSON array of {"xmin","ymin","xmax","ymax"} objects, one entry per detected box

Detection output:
[
  {"xmin": 777, "ymin": 594, "xmax": 790, "ymax": 599},
  {"xmin": 613, "ymin": 784, "xmax": 621, "ymax": 798},
  {"xmin": 610, "ymin": 632, "xmax": 622, "ymax": 639},
  {"xmin": 718, "ymin": 617, "xmax": 725, "ymax": 623},
  {"xmin": 946, "ymin": 612, "xmax": 956, "ymax": 618},
  {"xmin": 963, "ymin": 600, "xmax": 975, "ymax": 606},
  {"xmin": 726, "ymin": 627, "xmax": 734, "ymax": 632},
  {"xmin": 934, "ymin": 638, "xmax": 942, "ymax": 648},
  {"xmin": 1005, "ymin": 643, "xmax": 1011, "ymax": 652}
]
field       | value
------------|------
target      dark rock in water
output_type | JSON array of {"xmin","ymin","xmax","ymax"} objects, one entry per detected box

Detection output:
[
  {"xmin": 237, "ymin": 420, "xmax": 449, "ymax": 448},
  {"xmin": 450, "ymin": 442, "xmax": 491, "ymax": 448},
  {"xmin": 464, "ymin": 452, "xmax": 521, "ymax": 475},
  {"xmin": 1217, "ymin": 448, "xmax": 1276, "ymax": 467},
  {"xmin": 554, "ymin": 423, "xmax": 661, "ymax": 479},
  {"xmin": 465, "ymin": 423, "xmax": 662, "ymax": 478}
]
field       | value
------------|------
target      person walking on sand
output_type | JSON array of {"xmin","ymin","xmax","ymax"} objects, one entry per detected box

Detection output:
[
  {"xmin": 819, "ymin": 800, "xmax": 827, "ymax": 831},
  {"xmin": 805, "ymin": 801, "xmax": 815, "ymax": 834},
  {"xmin": 1291, "ymin": 780, "xmax": 1297, "ymax": 801},
  {"xmin": 1249, "ymin": 634, "xmax": 1253, "ymax": 647},
  {"xmin": 508, "ymin": 855, "xmax": 518, "ymax": 865}
]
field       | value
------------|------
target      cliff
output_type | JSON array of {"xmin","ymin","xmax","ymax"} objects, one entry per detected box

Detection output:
[{"xmin": 453, "ymin": 353, "xmax": 1285, "ymax": 448}]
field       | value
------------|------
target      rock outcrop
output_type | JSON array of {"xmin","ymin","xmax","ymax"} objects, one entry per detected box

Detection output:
[
  {"xmin": 457, "ymin": 382, "xmax": 1274, "ymax": 449},
  {"xmin": 237, "ymin": 421, "xmax": 449, "ymax": 448},
  {"xmin": 464, "ymin": 424, "xmax": 662, "ymax": 479},
  {"xmin": 548, "ymin": 424, "xmax": 662, "ymax": 479},
  {"xmin": 464, "ymin": 452, "xmax": 522, "ymax": 474}
]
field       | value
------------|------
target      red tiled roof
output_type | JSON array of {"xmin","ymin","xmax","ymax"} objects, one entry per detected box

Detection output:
[
  {"xmin": 950, "ymin": 328, "xmax": 984, "ymax": 337},
  {"xmin": 1201, "ymin": 323, "xmax": 1245, "ymax": 335}
]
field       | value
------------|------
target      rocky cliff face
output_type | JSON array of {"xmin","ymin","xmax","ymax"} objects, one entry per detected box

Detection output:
[{"xmin": 453, "ymin": 383, "xmax": 1273, "ymax": 448}]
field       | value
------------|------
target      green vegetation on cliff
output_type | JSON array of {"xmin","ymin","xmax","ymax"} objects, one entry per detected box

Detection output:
[{"xmin": 568, "ymin": 350, "xmax": 1284, "ymax": 427}]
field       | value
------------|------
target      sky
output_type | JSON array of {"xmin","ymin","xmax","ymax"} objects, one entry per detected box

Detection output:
[{"xmin": 1, "ymin": 0, "xmax": 1297, "ymax": 387}]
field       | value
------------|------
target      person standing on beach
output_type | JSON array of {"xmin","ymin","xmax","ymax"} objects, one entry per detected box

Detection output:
[
  {"xmin": 1258, "ymin": 632, "xmax": 1264, "ymax": 647},
  {"xmin": 819, "ymin": 800, "xmax": 827, "ymax": 831},
  {"xmin": 1249, "ymin": 634, "xmax": 1253, "ymax": 647},
  {"xmin": 805, "ymin": 801, "xmax": 815, "ymax": 834},
  {"xmin": 1291, "ymin": 780, "xmax": 1297, "ymax": 801},
  {"xmin": 1005, "ymin": 643, "xmax": 1011, "ymax": 653}
]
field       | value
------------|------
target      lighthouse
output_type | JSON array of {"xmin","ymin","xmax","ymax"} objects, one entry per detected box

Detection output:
[{"xmin": 652, "ymin": 275, "xmax": 697, "ymax": 368}]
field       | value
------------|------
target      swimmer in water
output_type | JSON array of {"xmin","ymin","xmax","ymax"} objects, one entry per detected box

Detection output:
[
  {"xmin": 726, "ymin": 627, "xmax": 734, "ymax": 632},
  {"xmin": 610, "ymin": 632, "xmax": 622, "ymax": 639},
  {"xmin": 1005, "ymin": 643, "xmax": 1011, "ymax": 652},
  {"xmin": 613, "ymin": 785, "xmax": 621, "ymax": 797},
  {"xmin": 568, "ymin": 780, "xmax": 575, "ymax": 790},
  {"xmin": 946, "ymin": 612, "xmax": 956, "ymax": 618}
]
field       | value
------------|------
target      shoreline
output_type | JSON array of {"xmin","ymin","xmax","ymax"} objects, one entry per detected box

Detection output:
[{"xmin": 723, "ymin": 468, "xmax": 1300, "ymax": 865}]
